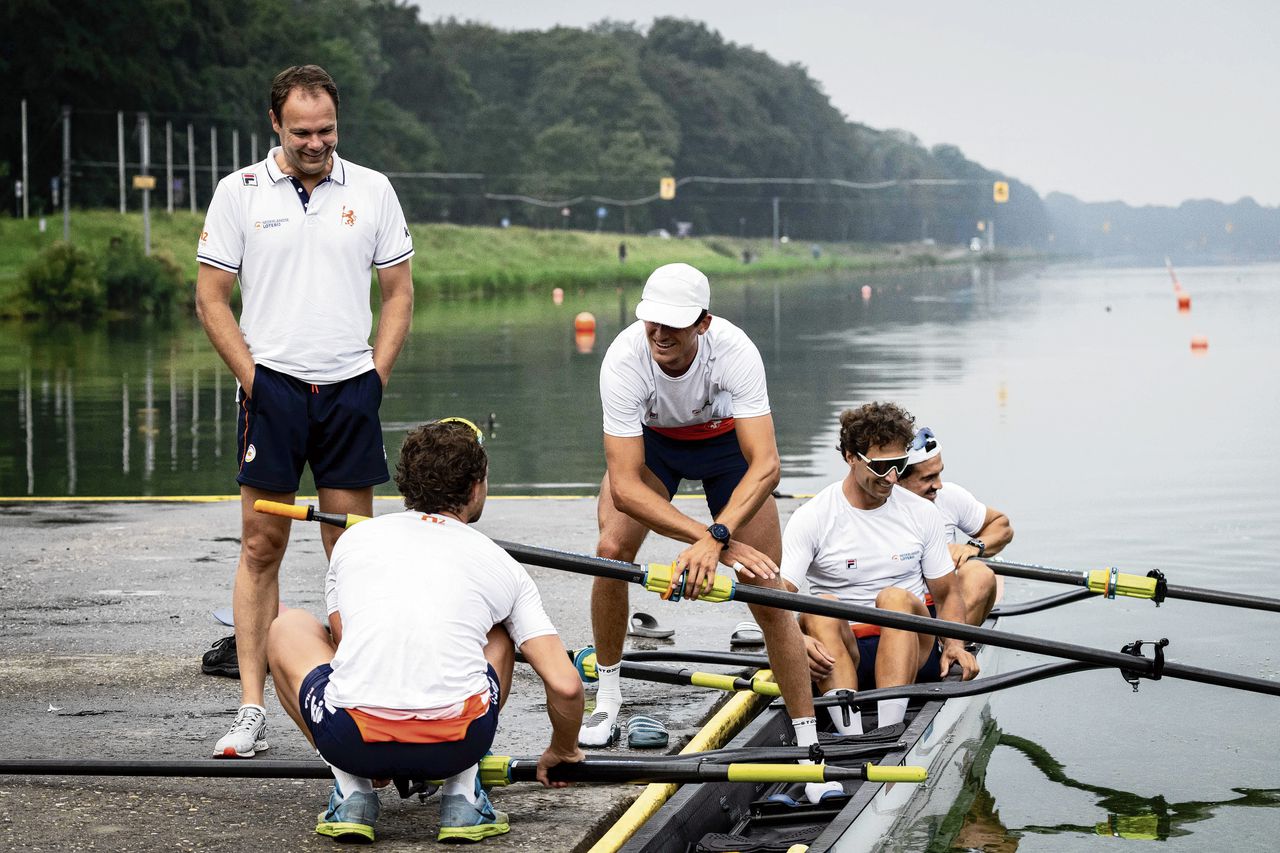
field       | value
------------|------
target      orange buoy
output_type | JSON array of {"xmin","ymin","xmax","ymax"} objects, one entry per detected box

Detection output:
[
  {"xmin": 1190, "ymin": 335, "xmax": 1209, "ymax": 352},
  {"xmin": 575, "ymin": 330, "xmax": 596, "ymax": 354},
  {"xmin": 574, "ymin": 311, "xmax": 596, "ymax": 333},
  {"xmin": 1177, "ymin": 292, "xmax": 1191, "ymax": 311},
  {"xmin": 552, "ymin": 287, "xmax": 564, "ymax": 305}
]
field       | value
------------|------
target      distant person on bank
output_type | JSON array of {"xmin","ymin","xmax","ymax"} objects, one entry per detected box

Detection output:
[
  {"xmin": 195, "ymin": 64, "xmax": 414, "ymax": 758},
  {"xmin": 267, "ymin": 420, "xmax": 584, "ymax": 843}
]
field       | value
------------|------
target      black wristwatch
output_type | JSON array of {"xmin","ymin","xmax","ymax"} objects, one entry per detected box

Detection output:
[
  {"xmin": 967, "ymin": 538, "xmax": 986, "ymax": 557},
  {"xmin": 707, "ymin": 523, "xmax": 731, "ymax": 549}
]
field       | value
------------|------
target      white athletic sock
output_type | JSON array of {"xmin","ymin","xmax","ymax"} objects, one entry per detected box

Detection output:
[
  {"xmin": 579, "ymin": 661, "xmax": 622, "ymax": 746},
  {"xmin": 794, "ymin": 716, "xmax": 843, "ymax": 803},
  {"xmin": 823, "ymin": 690, "xmax": 863, "ymax": 735},
  {"xmin": 326, "ymin": 761, "xmax": 372, "ymax": 799},
  {"xmin": 877, "ymin": 697, "xmax": 909, "ymax": 728},
  {"xmin": 442, "ymin": 763, "xmax": 480, "ymax": 804}
]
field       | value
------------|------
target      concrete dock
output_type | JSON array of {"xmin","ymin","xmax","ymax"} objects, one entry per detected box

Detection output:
[{"xmin": 0, "ymin": 496, "xmax": 792, "ymax": 851}]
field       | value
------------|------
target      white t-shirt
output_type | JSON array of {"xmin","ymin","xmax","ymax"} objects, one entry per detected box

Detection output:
[
  {"xmin": 323, "ymin": 511, "xmax": 556, "ymax": 713},
  {"xmin": 600, "ymin": 318, "xmax": 769, "ymax": 439},
  {"xmin": 198, "ymin": 148, "xmax": 414, "ymax": 383},
  {"xmin": 931, "ymin": 482, "xmax": 987, "ymax": 544},
  {"xmin": 781, "ymin": 481, "xmax": 953, "ymax": 607}
]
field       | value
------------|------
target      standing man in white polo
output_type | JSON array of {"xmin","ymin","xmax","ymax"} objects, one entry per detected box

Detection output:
[
  {"xmin": 587, "ymin": 263, "xmax": 828, "ymax": 798},
  {"xmin": 195, "ymin": 64, "xmax": 415, "ymax": 757}
]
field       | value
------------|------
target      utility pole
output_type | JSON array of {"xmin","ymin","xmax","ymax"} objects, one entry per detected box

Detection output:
[
  {"xmin": 117, "ymin": 111, "xmax": 126, "ymax": 214},
  {"xmin": 772, "ymin": 196, "xmax": 780, "ymax": 246},
  {"xmin": 20, "ymin": 99, "xmax": 29, "ymax": 219},
  {"xmin": 187, "ymin": 123, "xmax": 196, "ymax": 213},
  {"xmin": 250, "ymin": 132, "xmax": 259, "ymax": 164},
  {"xmin": 165, "ymin": 121, "xmax": 173, "ymax": 214},
  {"xmin": 139, "ymin": 112, "xmax": 151, "ymax": 255},
  {"xmin": 231, "ymin": 129, "xmax": 239, "ymax": 171},
  {"xmin": 209, "ymin": 127, "xmax": 218, "ymax": 196},
  {"xmin": 61, "ymin": 106, "xmax": 71, "ymax": 241}
]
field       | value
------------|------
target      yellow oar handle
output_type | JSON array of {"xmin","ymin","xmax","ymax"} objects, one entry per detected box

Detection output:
[
  {"xmin": 644, "ymin": 562, "xmax": 735, "ymax": 603},
  {"xmin": 725, "ymin": 763, "xmax": 829, "ymax": 783},
  {"xmin": 689, "ymin": 672, "xmax": 783, "ymax": 697},
  {"xmin": 479, "ymin": 754, "xmax": 512, "ymax": 788},
  {"xmin": 1087, "ymin": 568, "xmax": 1159, "ymax": 600},
  {"xmin": 253, "ymin": 500, "xmax": 369, "ymax": 529},
  {"xmin": 254, "ymin": 499, "xmax": 309, "ymax": 520},
  {"xmin": 865, "ymin": 764, "xmax": 928, "ymax": 783}
]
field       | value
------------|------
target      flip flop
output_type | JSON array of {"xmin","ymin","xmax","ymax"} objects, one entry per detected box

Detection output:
[
  {"xmin": 730, "ymin": 620, "xmax": 765, "ymax": 648},
  {"xmin": 626, "ymin": 715, "xmax": 669, "ymax": 749},
  {"xmin": 628, "ymin": 611, "xmax": 674, "ymax": 639}
]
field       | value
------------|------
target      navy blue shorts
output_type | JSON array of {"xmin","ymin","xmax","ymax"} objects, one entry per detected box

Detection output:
[
  {"xmin": 300, "ymin": 663, "xmax": 501, "ymax": 781},
  {"xmin": 854, "ymin": 605, "xmax": 943, "ymax": 690},
  {"xmin": 236, "ymin": 364, "xmax": 388, "ymax": 493},
  {"xmin": 641, "ymin": 427, "xmax": 749, "ymax": 517}
]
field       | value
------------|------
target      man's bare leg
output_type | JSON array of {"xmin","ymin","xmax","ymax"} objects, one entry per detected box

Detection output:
[
  {"xmin": 957, "ymin": 559, "xmax": 998, "ymax": 625},
  {"xmin": 317, "ymin": 486, "xmax": 374, "ymax": 559},
  {"xmin": 798, "ymin": 596, "xmax": 864, "ymax": 736},
  {"xmin": 582, "ymin": 472, "xmax": 653, "ymax": 746},
  {"xmin": 870, "ymin": 586, "xmax": 933, "ymax": 728},
  {"xmin": 266, "ymin": 608, "xmax": 337, "ymax": 746}
]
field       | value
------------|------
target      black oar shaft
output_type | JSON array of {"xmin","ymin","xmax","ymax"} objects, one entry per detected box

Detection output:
[
  {"xmin": 990, "ymin": 558, "xmax": 1280, "ymax": 613},
  {"xmin": 500, "ymin": 542, "xmax": 1280, "ymax": 698}
]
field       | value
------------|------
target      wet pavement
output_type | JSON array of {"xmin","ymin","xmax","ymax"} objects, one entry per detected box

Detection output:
[{"xmin": 0, "ymin": 496, "xmax": 787, "ymax": 851}]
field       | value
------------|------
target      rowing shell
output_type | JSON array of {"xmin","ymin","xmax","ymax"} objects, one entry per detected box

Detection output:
[{"xmin": 620, "ymin": 615, "xmax": 1003, "ymax": 853}]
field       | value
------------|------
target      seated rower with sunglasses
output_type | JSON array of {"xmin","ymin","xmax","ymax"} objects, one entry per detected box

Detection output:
[
  {"xmin": 780, "ymin": 402, "xmax": 978, "ymax": 765},
  {"xmin": 896, "ymin": 426, "xmax": 1012, "ymax": 627}
]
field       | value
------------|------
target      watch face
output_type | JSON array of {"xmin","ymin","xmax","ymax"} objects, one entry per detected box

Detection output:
[{"xmin": 708, "ymin": 523, "xmax": 731, "ymax": 544}]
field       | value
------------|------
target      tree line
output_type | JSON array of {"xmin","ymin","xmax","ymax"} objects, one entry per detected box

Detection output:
[{"xmin": 2, "ymin": 0, "xmax": 1274, "ymax": 255}]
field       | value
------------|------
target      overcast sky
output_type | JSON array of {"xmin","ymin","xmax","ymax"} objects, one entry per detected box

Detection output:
[{"xmin": 415, "ymin": 1, "xmax": 1277, "ymax": 208}]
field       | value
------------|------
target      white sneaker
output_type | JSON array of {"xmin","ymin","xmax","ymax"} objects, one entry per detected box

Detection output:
[
  {"xmin": 577, "ymin": 709, "xmax": 620, "ymax": 747},
  {"xmin": 804, "ymin": 780, "xmax": 845, "ymax": 803},
  {"xmin": 214, "ymin": 704, "xmax": 269, "ymax": 757}
]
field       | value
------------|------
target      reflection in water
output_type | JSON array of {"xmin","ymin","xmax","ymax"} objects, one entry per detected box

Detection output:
[
  {"xmin": 936, "ymin": 730, "xmax": 1280, "ymax": 850},
  {"xmin": 122, "ymin": 375, "xmax": 130, "ymax": 475}
]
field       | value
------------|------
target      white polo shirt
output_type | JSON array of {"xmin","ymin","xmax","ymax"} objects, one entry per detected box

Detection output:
[
  {"xmin": 600, "ymin": 318, "xmax": 770, "ymax": 439},
  {"xmin": 781, "ymin": 481, "xmax": 953, "ymax": 607},
  {"xmin": 324, "ymin": 511, "xmax": 557, "ymax": 713},
  {"xmin": 197, "ymin": 148, "xmax": 414, "ymax": 383},
  {"xmin": 932, "ymin": 481, "xmax": 987, "ymax": 543}
]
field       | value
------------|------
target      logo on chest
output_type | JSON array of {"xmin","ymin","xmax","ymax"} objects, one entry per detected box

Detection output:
[
  {"xmin": 845, "ymin": 559, "xmax": 857, "ymax": 570},
  {"xmin": 341, "ymin": 206, "xmax": 357, "ymax": 227},
  {"xmin": 254, "ymin": 218, "xmax": 289, "ymax": 231}
]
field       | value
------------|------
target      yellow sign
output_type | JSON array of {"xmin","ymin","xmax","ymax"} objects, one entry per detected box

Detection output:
[
  {"xmin": 659, "ymin": 177, "xmax": 676, "ymax": 200},
  {"xmin": 992, "ymin": 181, "xmax": 1009, "ymax": 203},
  {"xmin": 132, "ymin": 175, "xmax": 157, "ymax": 190}
]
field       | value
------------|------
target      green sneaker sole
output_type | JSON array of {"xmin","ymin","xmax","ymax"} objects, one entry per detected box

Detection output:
[
  {"xmin": 437, "ymin": 820, "xmax": 510, "ymax": 844},
  {"xmin": 315, "ymin": 819, "xmax": 375, "ymax": 844}
]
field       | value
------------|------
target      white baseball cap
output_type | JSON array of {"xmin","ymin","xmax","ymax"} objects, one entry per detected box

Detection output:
[
  {"xmin": 635, "ymin": 263, "xmax": 710, "ymax": 328},
  {"xmin": 906, "ymin": 427, "xmax": 941, "ymax": 465}
]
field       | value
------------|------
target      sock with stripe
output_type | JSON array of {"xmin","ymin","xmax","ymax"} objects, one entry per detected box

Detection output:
[{"xmin": 579, "ymin": 660, "xmax": 622, "ymax": 746}]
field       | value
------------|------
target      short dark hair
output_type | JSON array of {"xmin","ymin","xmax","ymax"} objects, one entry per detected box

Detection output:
[
  {"xmin": 394, "ymin": 421, "xmax": 487, "ymax": 514},
  {"xmin": 837, "ymin": 402, "xmax": 915, "ymax": 459},
  {"xmin": 270, "ymin": 65, "xmax": 339, "ymax": 120}
]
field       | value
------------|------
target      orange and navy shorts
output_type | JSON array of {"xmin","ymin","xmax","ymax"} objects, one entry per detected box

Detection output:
[
  {"xmin": 852, "ymin": 604, "xmax": 943, "ymax": 690},
  {"xmin": 300, "ymin": 663, "xmax": 500, "ymax": 781},
  {"xmin": 236, "ymin": 364, "xmax": 387, "ymax": 493}
]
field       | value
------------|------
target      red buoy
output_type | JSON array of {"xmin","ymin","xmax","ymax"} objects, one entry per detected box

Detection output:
[
  {"xmin": 574, "ymin": 312, "xmax": 596, "ymax": 333},
  {"xmin": 1177, "ymin": 292, "xmax": 1191, "ymax": 312},
  {"xmin": 1190, "ymin": 335, "xmax": 1209, "ymax": 352}
]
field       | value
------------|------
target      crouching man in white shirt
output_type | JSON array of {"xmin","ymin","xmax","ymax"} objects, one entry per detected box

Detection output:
[{"xmin": 266, "ymin": 419, "xmax": 584, "ymax": 844}]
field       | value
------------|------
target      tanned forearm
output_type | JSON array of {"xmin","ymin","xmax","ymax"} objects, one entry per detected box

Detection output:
[
  {"xmin": 372, "ymin": 261, "xmax": 413, "ymax": 384},
  {"xmin": 195, "ymin": 263, "xmax": 255, "ymax": 390},
  {"xmin": 975, "ymin": 510, "xmax": 1013, "ymax": 557}
]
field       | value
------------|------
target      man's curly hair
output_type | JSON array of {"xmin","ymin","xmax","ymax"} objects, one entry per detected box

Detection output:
[
  {"xmin": 837, "ymin": 402, "xmax": 916, "ymax": 460},
  {"xmin": 394, "ymin": 421, "xmax": 487, "ymax": 515}
]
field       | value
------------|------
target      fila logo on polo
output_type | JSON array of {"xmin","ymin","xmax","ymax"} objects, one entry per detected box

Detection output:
[
  {"xmin": 242, "ymin": 173, "xmax": 257, "ymax": 186},
  {"xmin": 846, "ymin": 559, "xmax": 857, "ymax": 570}
]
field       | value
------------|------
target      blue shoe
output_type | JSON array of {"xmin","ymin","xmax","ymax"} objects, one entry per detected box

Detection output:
[
  {"xmin": 438, "ymin": 775, "xmax": 509, "ymax": 843},
  {"xmin": 316, "ymin": 785, "xmax": 380, "ymax": 844}
]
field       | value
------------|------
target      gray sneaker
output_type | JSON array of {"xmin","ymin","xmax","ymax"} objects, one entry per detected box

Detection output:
[
  {"xmin": 438, "ymin": 776, "xmax": 509, "ymax": 843},
  {"xmin": 316, "ymin": 785, "xmax": 380, "ymax": 843},
  {"xmin": 214, "ymin": 703, "xmax": 269, "ymax": 757}
]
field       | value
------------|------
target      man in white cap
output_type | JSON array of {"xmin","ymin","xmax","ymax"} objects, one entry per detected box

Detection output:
[
  {"xmin": 897, "ymin": 426, "xmax": 1011, "ymax": 626},
  {"xmin": 585, "ymin": 263, "xmax": 831, "ymax": 798}
]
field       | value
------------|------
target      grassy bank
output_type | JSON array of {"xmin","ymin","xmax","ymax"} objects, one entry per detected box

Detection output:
[{"xmin": 0, "ymin": 210, "xmax": 985, "ymax": 316}]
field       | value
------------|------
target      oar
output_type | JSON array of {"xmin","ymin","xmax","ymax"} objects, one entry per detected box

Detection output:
[
  {"xmin": 568, "ymin": 647, "xmax": 781, "ymax": 697},
  {"xmin": 252, "ymin": 503, "xmax": 1280, "ymax": 698},
  {"xmin": 988, "ymin": 557, "xmax": 1280, "ymax": 613},
  {"xmin": 0, "ymin": 755, "xmax": 925, "ymax": 786}
]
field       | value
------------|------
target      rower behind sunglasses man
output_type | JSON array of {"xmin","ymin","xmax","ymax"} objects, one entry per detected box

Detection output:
[{"xmin": 780, "ymin": 402, "xmax": 978, "ymax": 774}]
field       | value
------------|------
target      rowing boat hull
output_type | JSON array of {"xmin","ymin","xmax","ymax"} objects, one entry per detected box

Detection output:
[{"xmin": 619, "ymin": 617, "xmax": 1002, "ymax": 853}]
